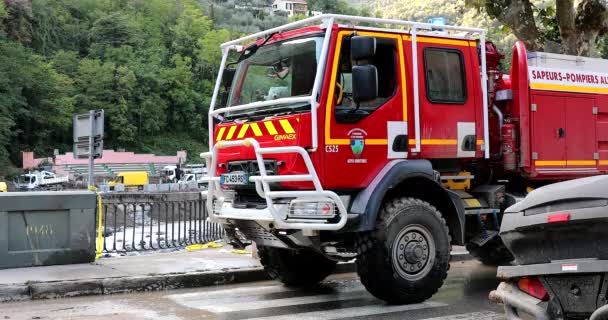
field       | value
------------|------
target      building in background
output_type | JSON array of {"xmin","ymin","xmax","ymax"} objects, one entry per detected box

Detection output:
[
  {"xmin": 272, "ymin": 0, "xmax": 308, "ymax": 17},
  {"xmin": 21, "ymin": 150, "xmax": 187, "ymax": 177}
]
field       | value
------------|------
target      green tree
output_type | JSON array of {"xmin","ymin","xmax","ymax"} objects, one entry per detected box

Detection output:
[
  {"xmin": 468, "ymin": 0, "xmax": 608, "ymax": 56},
  {"xmin": 0, "ymin": 0, "xmax": 269, "ymax": 170},
  {"xmin": 0, "ymin": 1, "xmax": 7, "ymax": 19}
]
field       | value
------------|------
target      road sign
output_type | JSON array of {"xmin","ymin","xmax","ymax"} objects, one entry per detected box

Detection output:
[
  {"xmin": 73, "ymin": 110, "xmax": 104, "ymax": 159},
  {"xmin": 73, "ymin": 110, "xmax": 104, "ymax": 187},
  {"xmin": 73, "ymin": 140, "xmax": 104, "ymax": 159}
]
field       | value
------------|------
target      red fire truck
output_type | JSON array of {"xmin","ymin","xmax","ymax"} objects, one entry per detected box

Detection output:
[{"xmin": 202, "ymin": 14, "xmax": 608, "ymax": 304}]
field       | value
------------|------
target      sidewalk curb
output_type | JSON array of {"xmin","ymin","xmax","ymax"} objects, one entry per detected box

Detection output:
[{"xmin": 0, "ymin": 253, "xmax": 472, "ymax": 302}]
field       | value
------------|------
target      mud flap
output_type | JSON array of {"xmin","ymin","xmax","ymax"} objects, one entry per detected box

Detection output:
[{"xmin": 469, "ymin": 230, "xmax": 499, "ymax": 247}]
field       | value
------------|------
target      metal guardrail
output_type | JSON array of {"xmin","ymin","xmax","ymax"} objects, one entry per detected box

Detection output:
[{"xmin": 99, "ymin": 192, "xmax": 224, "ymax": 253}]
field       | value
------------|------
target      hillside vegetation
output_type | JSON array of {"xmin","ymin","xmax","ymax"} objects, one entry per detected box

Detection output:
[
  {"xmin": 4, "ymin": 0, "xmax": 605, "ymax": 176},
  {"xmin": 0, "ymin": 0, "xmax": 277, "ymax": 175},
  {"xmin": 0, "ymin": 0, "xmax": 369, "ymax": 176}
]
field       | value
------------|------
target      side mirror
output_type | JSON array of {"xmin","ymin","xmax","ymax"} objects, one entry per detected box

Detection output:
[
  {"xmin": 219, "ymin": 91, "xmax": 229, "ymax": 108},
  {"xmin": 222, "ymin": 68, "xmax": 236, "ymax": 88},
  {"xmin": 351, "ymin": 36, "xmax": 376, "ymax": 61},
  {"xmin": 352, "ymin": 65, "xmax": 378, "ymax": 103}
]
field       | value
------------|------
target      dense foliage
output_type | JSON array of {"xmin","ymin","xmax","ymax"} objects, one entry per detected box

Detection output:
[
  {"xmin": 373, "ymin": 0, "xmax": 608, "ymax": 59},
  {"xmin": 468, "ymin": 0, "xmax": 608, "ymax": 56},
  {"xmin": 2, "ymin": 0, "xmax": 605, "ymax": 176},
  {"xmin": 0, "ymin": 0, "xmax": 291, "ymax": 175}
]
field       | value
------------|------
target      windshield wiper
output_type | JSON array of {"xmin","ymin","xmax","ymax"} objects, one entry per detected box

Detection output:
[{"xmin": 237, "ymin": 32, "xmax": 278, "ymax": 63}]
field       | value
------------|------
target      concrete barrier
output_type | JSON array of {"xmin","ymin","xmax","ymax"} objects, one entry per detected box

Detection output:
[
  {"xmin": 143, "ymin": 184, "xmax": 158, "ymax": 192},
  {"xmin": 0, "ymin": 191, "xmax": 97, "ymax": 269},
  {"xmin": 100, "ymin": 183, "xmax": 206, "ymax": 193},
  {"xmin": 157, "ymin": 184, "xmax": 170, "ymax": 192}
]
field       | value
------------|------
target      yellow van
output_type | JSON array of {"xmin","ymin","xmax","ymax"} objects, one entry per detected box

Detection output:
[
  {"xmin": 108, "ymin": 172, "xmax": 149, "ymax": 190},
  {"xmin": 0, "ymin": 182, "xmax": 7, "ymax": 192}
]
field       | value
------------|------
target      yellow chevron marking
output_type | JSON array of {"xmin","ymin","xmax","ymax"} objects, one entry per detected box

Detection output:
[
  {"xmin": 216, "ymin": 127, "xmax": 226, "ymax": 141},
  {"xmin": 225, "ymin": 125, "xmax": 237, "ymax": 140},
  {"xmin": 237, "ymin": 124, "xmax": 250, "ymax": 139},
  {"xmin": 264, "ymin": 121, "xmax": 278, "ymax": 135},
  {"xmin": 279, "ymin": 119, "xmax": 295, "ymax": 134},
  {"xmin": 250, "ymin": 123, "xmax": 263, "ymax": 136}
]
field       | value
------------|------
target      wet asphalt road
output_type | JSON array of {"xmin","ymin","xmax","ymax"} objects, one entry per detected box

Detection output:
[{"xmin": 0, "ymin": 260, "xmax": 505, "ymax": 320}]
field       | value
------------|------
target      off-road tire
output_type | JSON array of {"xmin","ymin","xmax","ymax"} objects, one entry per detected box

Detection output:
[
  {"xmin": 356, "ymin": 198, "xmax": 451, "ymax": 304},
  {"xmin": 258, "ymin": 247, "xmax": 337, "ymax": 287},
  {"xmin": 466, "ymin": 237, "xmax": 514, "ymax": 266}
]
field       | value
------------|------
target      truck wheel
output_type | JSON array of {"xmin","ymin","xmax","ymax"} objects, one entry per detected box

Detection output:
[
  {"xmin": 356, "ymin": 198, "xmax": 451, "ymax": 304},
  {"xmin": 259, "ymin": 247, "xmax": 337, "ymax": 287},
  {"xmin": 466, "ymin": 237, "xmax": 514, "ymax": 266}
]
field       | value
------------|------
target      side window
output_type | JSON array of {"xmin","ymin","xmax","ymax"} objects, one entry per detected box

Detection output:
[
  {"xmin": 334, "ymin": 36, "xmax": 397, "ymax": 119},
  {"xmin": 423, "ymin": 48, "xmax": 466, "ymax": 104}
]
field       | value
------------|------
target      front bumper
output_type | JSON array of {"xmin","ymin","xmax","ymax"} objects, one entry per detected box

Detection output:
[{"xmin": 201, "ymin": 138, "xmax": 348, "ymax": 231}]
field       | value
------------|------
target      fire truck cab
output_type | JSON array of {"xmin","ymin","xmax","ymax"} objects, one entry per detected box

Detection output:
[{"xmin": 202, "ymin": 14, "xmax": 608, "ymax": 304}]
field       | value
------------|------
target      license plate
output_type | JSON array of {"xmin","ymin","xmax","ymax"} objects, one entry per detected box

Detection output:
[{"xmin": 220, "ymin": 173, "xmax": 249, "ymax": 185}]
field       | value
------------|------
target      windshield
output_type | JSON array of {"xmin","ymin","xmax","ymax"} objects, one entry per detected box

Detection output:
[{"xmin": 226, "ymin": 36, "xmax": 323, "ymax": 118}]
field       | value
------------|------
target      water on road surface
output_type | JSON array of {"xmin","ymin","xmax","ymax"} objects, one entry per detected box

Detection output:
[{"xmin": 0, "ymin": 260, "xmax": 504, "ymax": 320}]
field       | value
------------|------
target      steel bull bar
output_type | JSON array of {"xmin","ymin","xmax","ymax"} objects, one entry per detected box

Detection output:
[{"xmin": 200, "ymin": 138, "xmax": 348, "ymax": 231}]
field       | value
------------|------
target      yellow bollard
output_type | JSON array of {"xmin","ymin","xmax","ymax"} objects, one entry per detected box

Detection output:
[{"xmin": 89, "ymin": 186, "xmax": 104, "ymax": 260}]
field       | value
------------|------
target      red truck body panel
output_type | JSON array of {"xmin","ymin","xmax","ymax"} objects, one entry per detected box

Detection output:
[
  {"xmin": 215, "ymin": 26, "xmax": 487, "ymax": 190},
  {"xmin": 508, "ymin": 42, "xmax": 608, "ymax": 179},
  {"xmin": 213, "ymin": 25, "xmax": 608, "ymax": 191}
]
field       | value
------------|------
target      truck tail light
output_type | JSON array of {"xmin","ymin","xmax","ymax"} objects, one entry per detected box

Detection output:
[
  {"xmin": 517, "ymin": 277, "xmax": 549, "ymax": 301},
  {"xmin": 548, "ymin": 213, "xmax": 570, "ymax": 223}
]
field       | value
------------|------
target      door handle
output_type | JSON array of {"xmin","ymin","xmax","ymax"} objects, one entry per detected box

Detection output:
[{"xmin": 558, "ymin": 128, "xmax": 565, "ymax": 138}]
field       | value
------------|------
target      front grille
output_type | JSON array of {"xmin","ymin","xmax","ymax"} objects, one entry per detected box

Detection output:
[
  {"xmin": 227, "ymin": 159, "xmax": 277, "ymax": 176},
  {"xmin": 226, "ymin": 159, "xmax": 277, "ymax": 208},
  {"xmin": 233, "ymin": 189, "xmax": 267, "ymax": 209}
]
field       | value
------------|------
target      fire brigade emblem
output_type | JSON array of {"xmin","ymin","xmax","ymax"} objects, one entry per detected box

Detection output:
[{"xmin": 348, "ymin": 128, "xmax": 367, "ymax": 158}]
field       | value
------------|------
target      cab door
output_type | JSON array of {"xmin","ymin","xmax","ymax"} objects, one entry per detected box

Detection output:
[
  {"xmin": 323, "ymin": 31, "xmax": 408, "ymax": 189},
  {"xmin": 415, "ymin": 40, "xmax": 480, "ymax": 159}
]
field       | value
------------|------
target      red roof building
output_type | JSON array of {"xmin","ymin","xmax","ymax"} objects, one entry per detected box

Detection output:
[{"xmin": 22, "ymin": 150, "xmax": 187, "ymax": 176}]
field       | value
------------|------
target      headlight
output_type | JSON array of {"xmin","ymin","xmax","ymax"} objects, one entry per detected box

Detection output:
[{"xmin": 288, "ymin": 200, "xmax": 335, "ymax": 219}]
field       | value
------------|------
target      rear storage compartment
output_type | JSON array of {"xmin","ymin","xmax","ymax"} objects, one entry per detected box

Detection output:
[
  {"xmin": 522, "ymin": 50, "xmax": 608, "ymax": 180},
  {"xmin": 500, "ymin": 175, "xmax": 608, "ymax": 265}
]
